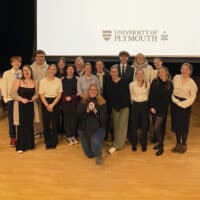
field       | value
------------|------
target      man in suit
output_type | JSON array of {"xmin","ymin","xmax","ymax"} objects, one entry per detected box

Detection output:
[
  {"xmin": 117, "ymin": 51, "xmax": 134, "ymax": 142},
  {"xmin": 117, "ymin": 51, "xmax": 134, "ymax": 83}
]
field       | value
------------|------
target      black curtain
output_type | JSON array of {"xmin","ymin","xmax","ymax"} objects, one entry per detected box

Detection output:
[{"xmin": 0, "ymin": 0, "xmax": 34, "ymax": 71}]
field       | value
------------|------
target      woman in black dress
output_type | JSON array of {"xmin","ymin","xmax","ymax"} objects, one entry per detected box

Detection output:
[
  {"xmin": 149, "ymin": 67, "xmax": 173, "ymax": 156},
  {"xmin": 10, "ymin": 65, "xmax": 38, "ymax": 153}
]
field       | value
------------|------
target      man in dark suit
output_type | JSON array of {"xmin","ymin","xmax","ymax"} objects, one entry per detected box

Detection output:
[
  {"xmin": 117, "ymin": 51, "xmax": 134, "ymax": 83},
  {"xmin": 117, "ymin": 51, "xmax": 134, "ymax": 142}
]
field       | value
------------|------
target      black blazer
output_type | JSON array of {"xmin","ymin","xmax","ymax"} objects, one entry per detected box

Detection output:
[{"xmin": 117, "ymin": 64, "xmax": 134, "ymax": 83}]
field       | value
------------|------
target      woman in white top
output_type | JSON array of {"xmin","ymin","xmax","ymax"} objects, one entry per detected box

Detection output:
[
  {"xmin": 132, "ymin": 53, "xmax": 153, "ymax": 83},
  {"xmin": 171, "ymin": 63, "xmax": 198, "ymax": 153},
  {"xmin": 39, "ymin": 64, "xmax": 63, "ymax": 149},
  {"xmin": 129, "ymin": 69, "xmax": 149, "ymax": 152}
]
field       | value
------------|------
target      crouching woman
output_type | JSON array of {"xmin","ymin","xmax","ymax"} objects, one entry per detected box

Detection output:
[{"xmin": 77, "ymin": 84, "xmax": 106, "ymax": 165}]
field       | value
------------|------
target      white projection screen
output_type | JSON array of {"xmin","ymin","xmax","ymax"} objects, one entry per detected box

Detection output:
[{"xmin": 37, "ymin": 0, "xmax": 200, "ymax": 57}]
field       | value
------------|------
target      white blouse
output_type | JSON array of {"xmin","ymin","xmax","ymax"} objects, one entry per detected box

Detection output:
[
  {"xmin": 133, "ymin": 64, "xmax": 153, "ymax": 84},
  {"xmin": 39, "ymin": 77, "xmax": 63, "ymax": 98},
  {"xmin": 129, "ymin": 80, "xmax": 149, "ymax": 102},
  {"xmin": 172, "ymin": 75, "xmax": 198, "ymax": 108}
]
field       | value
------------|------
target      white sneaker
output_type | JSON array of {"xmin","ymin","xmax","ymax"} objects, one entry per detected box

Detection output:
[
  {"xmin": 67, "ymin": 138, "xmax": 74, "ymax": 146},
  {"xmin": 17, "ymin": 150, "xmax": 23, "ymax": 154},
  {"xmin": 108, "ymin": 146, "xmax": 117, "ymax": 154},
  {"xmin": 71, "ymin": 137, "xmax": 79, "ymax": 145}
]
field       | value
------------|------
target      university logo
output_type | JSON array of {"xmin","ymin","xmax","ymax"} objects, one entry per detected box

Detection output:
[{"xmin": 102, "ymin": 30, "xmax": 112, "ymax": 41}]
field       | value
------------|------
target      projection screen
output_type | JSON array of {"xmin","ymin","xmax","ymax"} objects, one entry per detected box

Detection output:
[{"xmin": 37, "ymin": 0, "xmax": 200, "ymax": 56}]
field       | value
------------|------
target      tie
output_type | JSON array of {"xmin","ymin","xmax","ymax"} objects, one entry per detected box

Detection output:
[
  {"xmin": 122, "ymin": 65, "xmax": 125, "ymax": 76},
  {"xmin": 15, "ymin": 73, "xmax": 19, "ymax": 79}
]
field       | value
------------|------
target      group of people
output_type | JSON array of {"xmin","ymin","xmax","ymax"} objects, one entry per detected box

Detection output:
[{"xmin": 0, "ymin": 50, "xmax": 198, "ymax": 165}]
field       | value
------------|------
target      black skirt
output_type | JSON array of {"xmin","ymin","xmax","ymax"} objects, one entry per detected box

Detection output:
[{"xmin": 171, "ymin": 96, "xmax": 192, "ymax": 134}]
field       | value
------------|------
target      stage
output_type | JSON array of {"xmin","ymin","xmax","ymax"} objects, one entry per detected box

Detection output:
[{"xmin": 0, "ymin": 101, "xmax": 200, "ymax": 200}]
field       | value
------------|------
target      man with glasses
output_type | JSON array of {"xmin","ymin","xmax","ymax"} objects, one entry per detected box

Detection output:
[{"xmin": 31, "ymin": 50, "xmax": 49, "ymax": 138}]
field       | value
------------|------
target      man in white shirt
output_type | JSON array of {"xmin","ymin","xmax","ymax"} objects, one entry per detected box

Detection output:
[{"xmin": 2, "ymin": 56, "xmax": 22, "ymax": 146}]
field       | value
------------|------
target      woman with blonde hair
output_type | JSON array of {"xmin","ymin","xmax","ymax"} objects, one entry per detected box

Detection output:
[
  {"xmin": 171, "ymin": 63, "xmax": 198, "ymax": 153},
  {"xmin": 129, "ymin": 69, "xmax": 149, "ymax": 152},
  {"xmin": 149, "ymin": 67, "xmax": 173, "ymax": 156},
  {"xmin": 77, "ymin": 84, "xmax": 106, "ymax": 165},
  {"xmin": 132, "ymin": 53, "xmax": 153, "ymax": 83}
]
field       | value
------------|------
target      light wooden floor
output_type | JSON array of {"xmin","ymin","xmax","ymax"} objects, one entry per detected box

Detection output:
[{"xmin": 0, "ymin": 101, "xmax": 200, "ymax": 200}]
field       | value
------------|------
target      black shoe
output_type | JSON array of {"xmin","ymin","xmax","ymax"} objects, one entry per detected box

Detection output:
[
  {"xmin": 153, "ymin": 145, "xmax": 159, "ymax": 150},
  {"xmin": 151, "ymin": 136, "xmax": 157, "ymax": 144},
  {"xmin": 156, "ymin": 149, "xmax": 164, "ymax": 156},
  {"xmin": 142, "ymin": 147, "xmax": 147, "ymax": 152},
  {"xmin": 132, "ymin": 147, "xmax": 137, "ymax": 151}
]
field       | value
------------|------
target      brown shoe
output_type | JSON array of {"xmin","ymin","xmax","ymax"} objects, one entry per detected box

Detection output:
[
  {"xmin": 179, "ymin": 144, "xmax": 187, "ymax": 153},
  {"xmin": 171, "ymin": 144, "xmax": 182, "ymax": 153}
]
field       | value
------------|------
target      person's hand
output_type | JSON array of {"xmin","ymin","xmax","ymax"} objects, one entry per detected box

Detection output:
[
  {"xmin": 150, "ymin": 108, "xmax": 156, "ymax": 114},
  {"xmin": 47, "ymin": 104, "xmax": 54, "ymax": 112},
  {"xmin": 65, "ymin": 96, "xmax": 71, "ymax": 102},
  {"xmin": 21, "ymin": 98, "xmax": 29, "ymax": 104},
  {"xmin": 81, "ymin": 94, "xmax": 87, "ymax": 100},
  {"xmin": 88, "ymin": 102, "xmax": 95, "ymax": 111},
  {"xmin": 93, "ymin": 108, "xmax": 97, "ymax": 114},
  {"xmin": 30, "ymin": 96, "xmax": 38, "ymax": 102}
]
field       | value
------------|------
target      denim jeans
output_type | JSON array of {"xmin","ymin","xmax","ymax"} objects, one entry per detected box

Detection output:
[
  {"xmin": 78, "ymin": 128, "xmax": 105, "ymax": 158},
  {"xmin": 7, "ymin": 100, "xmax": 16, "ymax": 138}
]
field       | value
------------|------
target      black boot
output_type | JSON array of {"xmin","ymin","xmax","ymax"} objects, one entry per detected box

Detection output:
[
  {"xmin": 156, "ymin": 148, "xmax": 164, "ymax": 156},
  {"xmin": 156, "ymin": 143, "xmax": 163, "ymax": 156},
  {"xmin": 153, "ymin": 144, "xmax": 159, "ymax": 150}
]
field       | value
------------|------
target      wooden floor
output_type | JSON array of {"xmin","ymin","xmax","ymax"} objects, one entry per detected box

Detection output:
[{"xmin": 0, "ymin": 101, "xmax": 200, "ymax": 200}]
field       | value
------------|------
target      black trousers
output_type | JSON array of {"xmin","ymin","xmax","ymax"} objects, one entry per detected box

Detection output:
[
  {"xmin": 41, "ymin": 98, "xmax": 59, "ymax": 147},
  {"xmin": 130, "ymin": 102, "xmax": 149, "ymax": 148},
  {"xmin": 63, "ymin": 103, "xmax": 77, "ymax": 138},
  {"xmin": 57, "ymin": 102, "xmax": 64, "ymax": 134}
]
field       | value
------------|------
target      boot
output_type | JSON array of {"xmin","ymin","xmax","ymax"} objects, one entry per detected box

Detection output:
[
  {"xmin": 156, "ymin": 148, "xmax": 164, "ymax": 156},
  {"xmin": 153, "ymin": 144, "xmax": 159, "ymax": 150},
  {"xmin": 171, "ymin": 144, "xmax": 182, "ymax": 153},
  {"xmin": 179, "ymin": 144, "xmax": 187, "ymax": 153}
]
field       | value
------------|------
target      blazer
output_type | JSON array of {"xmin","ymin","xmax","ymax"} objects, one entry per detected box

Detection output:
[{"xmin": 117, "ymin": 63, "xmax": 134, "ymax": 83}]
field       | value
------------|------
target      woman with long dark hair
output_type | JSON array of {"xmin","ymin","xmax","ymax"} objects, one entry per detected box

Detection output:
[
  {"xmin": 10, "ymin": 65, "xmax": 39, "ymax": 153},
  {"xmin": 77, "ymin": 84, "xmax": 106, "ymax": 165},
  {"xmin": 171, "ymin": 63, "xmax": 198, "ymax": 153},
  {"xmin": 62, "ymin": 64, "xmax": 79, "ymax": 145},
  {"xmin": 39, "ymin": 64, "xmax": 63, "ymax": 149},
  {"xmin": 149, "ymin": 67, "xmax": 173, "ymax": 156}
]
